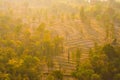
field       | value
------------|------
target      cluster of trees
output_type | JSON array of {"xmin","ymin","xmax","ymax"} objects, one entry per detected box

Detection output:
[
  {"xmin": 0, "ymin": 13, "xmax": 63, "ymax": 80},
  {"xmin": 0, "ymin": 0, "xmax": 120, "ymax": 80},
  {"xmin": 72, "ymin": 43, "xmax": 120, "ymax": 80},
  {"xmin": 46, "ymin": 70, "xmax": 63, "ymax": 80}
]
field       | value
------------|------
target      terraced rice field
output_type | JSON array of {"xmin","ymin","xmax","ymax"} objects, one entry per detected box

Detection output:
[{"xmin": 44, "ymin": 19, "xmax": 114, "ymax": 75}]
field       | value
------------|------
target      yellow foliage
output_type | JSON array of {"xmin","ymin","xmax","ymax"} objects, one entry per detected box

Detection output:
[{"xmin": 8, "ymin": 58, "xmax": 23, "ymax": 68}]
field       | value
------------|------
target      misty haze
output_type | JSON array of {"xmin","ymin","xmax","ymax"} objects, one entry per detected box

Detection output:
[{"xmin": 0, "ymin": 0, "xmax": 120, "ymax": 80}]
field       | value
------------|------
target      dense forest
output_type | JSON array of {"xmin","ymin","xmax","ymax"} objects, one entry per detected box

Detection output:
[{"xmin": 0, "ymin": 0, "xmax": 120, "ymax": 80}]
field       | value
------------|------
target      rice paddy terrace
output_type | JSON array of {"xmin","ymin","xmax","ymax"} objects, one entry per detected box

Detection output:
[
  {"xmin": 43, "ymin": 18, "xmax": 120, "ymax": 79},
  {"xmin": 0, "ymin": 0, "xmax": 120, "ymax": 80},
  {"xmin": 24, "ymin": 14, "xmax": 120, "ymax": 79}
]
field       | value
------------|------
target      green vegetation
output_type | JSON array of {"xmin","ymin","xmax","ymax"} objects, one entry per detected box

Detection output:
[
  {"xmin": 72, "ymin": 44, "xmax": 120, "ymax": 80},
  {"xmin": 0, "ymin": 0, "xmax": 120, "ymax": 80},
  {"xmin": 0, "ymin": 14, "xmax": 63, "ymax": 79}
]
